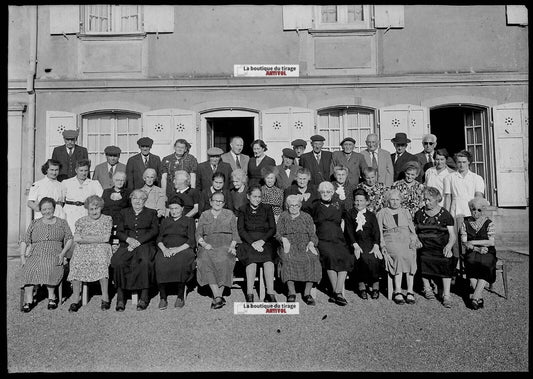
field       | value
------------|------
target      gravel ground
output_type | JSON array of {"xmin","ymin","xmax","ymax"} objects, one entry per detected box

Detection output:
[{"xmin": 6, "ymin": 250, "xmax": 528, "ymax": 372}]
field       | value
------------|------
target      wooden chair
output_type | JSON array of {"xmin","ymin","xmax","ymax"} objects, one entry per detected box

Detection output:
[
  {"xmin": 232, "ymin": 258, "xmax": 265, "ymax": 300},
  {"xmin": 487, "ymin": 258, "xmax": 509, "ymax": 299}
]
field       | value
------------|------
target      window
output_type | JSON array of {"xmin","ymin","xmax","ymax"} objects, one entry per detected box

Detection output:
[
  {"xmin": 314, "ymin": 5, "xmax": 372, "ymax": 30},
  {"xmin": 81, "ymin": 5, "xmax": 142, "ymax": 34},
  {"xmin": 318, "ymin": 108, "xmax": 375, "ymax": 152}
]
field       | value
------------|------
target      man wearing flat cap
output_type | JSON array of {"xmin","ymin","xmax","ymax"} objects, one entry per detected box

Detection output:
[
  {"xmin": 331, "ymin": 137, "xmax": 368, "ymax": 187},
  {"xmin": 300, "ymin": 134, "xmax": 333, "ymax": 186},
  {"xmin": 275, "ymin": 148, "xmax": 299, "ymax": 190},
  {"xmin": 92, "ymin": 146, "xmax": 127, "ymax": 189},
  {"xmin": 291, "ymin": 139, "xmax": 307, "ymax": 166},
  {"xmin": 196, "ymin": 147, "xmax": 233, "ymax": 192},
  {"xmin": 390, "ymin": 132, "xmax": 418, "ymax": 182},
  {"xmin": 51, "ymin": 129, "xmax": 89, "ymax": 182},
  {"xmin": 126, "ymin": 137, "xmax": 162, "ymax": 191}
]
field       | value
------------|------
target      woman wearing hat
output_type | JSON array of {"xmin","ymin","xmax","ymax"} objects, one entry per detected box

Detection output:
[
  {"xmin": 247, "ymin": 139, "xmax": 276, "ymax": 188},
  {"xmin": 391, "ymin": 160, "xmax": 425, "ymax": 218},
  {"xmin": 424, "ymin": 148, "xmax": 454, "ymax": 206},
  {"xmin": 390, "ymin": 132, "xmax": 418, "ymax": 182}
]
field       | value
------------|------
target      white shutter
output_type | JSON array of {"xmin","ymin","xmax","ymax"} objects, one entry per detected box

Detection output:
[
  {"xmin": 49, "ymin": 5, "xmax": 80, "ymax": 34},
  {"xmin": 374, "ymin": 5, "xmax": 404, "ymax": 28},
  {"xmin": 261, "ymin": 107, "xmax": 315, "ymax": 164},
  {"xmin": 46, "ymin": 111, "xmax": 77, "ymax": 158},
  {"xmin": 506, "ymin": 5, "xmax": 528, "ymax": 26},
  {"xmin": 143, "ymin": 5, "xmax": 174, "ymax": 33},
  {"xmin": 142, "ymin": 109, "xmax": 197, "ymax": 160},
  {"xmin": 378, "ymin": 104, "xmax": 429, "ymax": 154},
  {"xmin": 492, "ymin": 103, "xmax": 528, "ymax": 207},
  {"xmin": 283, "ymin": 5, "xmax": 314, "ymax": 30}
]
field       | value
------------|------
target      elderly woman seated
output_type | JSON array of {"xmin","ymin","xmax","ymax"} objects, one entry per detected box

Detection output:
[
  {"xmin": 170, "ymin": 170, "xmax": 200, "ymax": 219},
  {"xmin": 67, "ymin": 195, "xmax": 113, "ymax": 312},
  {"xmin": 141, "ymin": 168, "xmax": 167, "ymax": 219},
  {"xmin": 283, "ymin": 167, "xmax": 319, "ymax": 214},
  {"xmin": 198, "ymin": 172, "xmax": 233, "ymax": 215},
  {"xmin": 275, "ymin": 195, "xmax": 321, "ymax": 305},
  {"xmin": 413, "ymin": 187, "xmax": 456, "ymax": 308},
  {"xmin": 110, "ymin": 189, "xmax": 159, "ymax": 311},
  {"xmin": 331, "ymin": 165, "xmax": 356, "ymax": 210},
  {"xmin": 356, "ymin": 167, "xmax": 388, "ymax": 214},
  {"xmin": 459, "ymin": 197, "xmax": 497, "ymax": 310}
]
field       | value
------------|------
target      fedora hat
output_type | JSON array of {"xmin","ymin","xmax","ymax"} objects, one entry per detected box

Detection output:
[{"xmin": 391, "ymin": 132, "xmax": 411, "ymax": 144}]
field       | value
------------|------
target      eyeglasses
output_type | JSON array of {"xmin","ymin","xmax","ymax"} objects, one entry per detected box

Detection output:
[
  {"xmin": 470, "ymin": 208, "xmax": 483, "ymax": 212},
  {"xmin": 423, "ymin": 142, "xmax": 435, "ymax": 146}
]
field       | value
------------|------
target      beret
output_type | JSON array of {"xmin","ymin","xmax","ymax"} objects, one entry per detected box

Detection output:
[
  {"xmin": 137, "ymin": 137, "xmax": 154, "ymax": 147},
  {"xmin": 207, "ymin": 147, "xmax": 224, "ymax": 156},
  {"xmin": 310, "ymin": 134, "xmax": 325, "ymax": 142},
  {"xmin": 104, "ymin": 145, "xmax": 121, "ymax": 155},
  {"xmin": 340, "ymin": 137, "xmax": 356, "ymax": 146},
  {"xmin": 291, "ymin": 139, "xmax": 307, "ymax": 148},
  {"xmin": 282, "ymin": 148, "xmax": 297, "ymax": 159},
  {"xmin": 62, "ymin": 130, "xmax": 79, "ymax": 139}
]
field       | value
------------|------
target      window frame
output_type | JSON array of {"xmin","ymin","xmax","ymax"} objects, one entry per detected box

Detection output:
[
  {"xmin": 313, "ymin": 5, "xmax": 373, "ymax": 32},
  {"xmin": 80, "ymin": 4, "xmax": 144, "ymax": 36}
]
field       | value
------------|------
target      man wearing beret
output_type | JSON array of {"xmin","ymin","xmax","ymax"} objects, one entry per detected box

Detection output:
[
  {"xmin": 275, "ymin": 148, "xmax": 299, "ymax": 190},
  {"xmin": 92, "ymin": 146, "xmax": 127, "ymax": 189},
  {"xmin": 291, "ymin": 139, "xmax": 307, "ymax": 166},
  {"xmin": 331, "ymin": 137, "xmax": 368, "ymax": 187},
  {"xmin": 196, "ymin": 147, "xmax": 233, "ymax": 192},
  {"xmin": 390, "ymin": 132, "xmax": 418, "ymax": 182},
  {"xmin": 300, "ymin": 134, "xmax": 333, "ymax": 186},
  {"xmin": 221, "ymin": 136, "xmax": 250, "ymax": 172},
  {"xmin": 51, "ymin": 129, "xmax": 89, "ymax": 182},
  {"xmin": 126, "ymin": 137, "xmax": 162, "ymax": 191}
]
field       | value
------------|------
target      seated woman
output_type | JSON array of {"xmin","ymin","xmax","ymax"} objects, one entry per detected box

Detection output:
[
  {"xmin": 141, "ymin": 168, "xmax": 167, "ymax": 219},
  {"xmin": 310, "ymin": 181, "xmax": 354, "ymax": 306},
  {"xmin": 283, "ymin": 167, "xmax": 319, "ymax": 214},
  {"xmin": 413, "ymin": 187, "xmax": 456, "ymax": 308},
  {"xmin": 344, "ymin": 188, "xmax": 383, "ymax": 300},
  {"xmin": 198, "ymin": 172, "xmax": 233, "ymax": 215},
  {"xmin": 110, "ymin": 189, "xmax": 159, "ymax": 311},
  {"xmin": 170, "ymin": 170, "xmax": 200, "ymax": 219},
  {"xmin": 102, "ymin": 171, "xmax": 130, "ymax": 244},
  {"xmin": 155, "ymin": 196, "xmax": 196, "ymax": 310},
  {"xmin": 331, "ymin": 165, "xmax": 356, "ymax": 210},
  {"xmin": 356, "ymin": 167, "xmax": 388, "ymax": 213},
  {"xmin": 261, "ymin": 166, "xmax": 284, "ymax": 221},
  {"xmin": 229, "ymin": 168, "xmax": 248, "ymax": 215},
  {"xmin": 377, "ymin": 189, "xmax": 422, "ymax": 305},
  {"xmin": 275, "ymin": 195, "xmax": 321, "ymax": 305},
  {"xmin": 196, "ymin": 192, "xmax": 241, "ymax": 309},
  {"xmin": 67, "ymin": 195, "xmax": 113, "ymax": 312},
  {"xmin": 459, "ymin": 197, "xmax": 497, "ymax": 310},
  {"xmin": 391, "ymin": 161, "xmax": 425, "ymax": 218},
  {"xmin": 20, "ymin": 197, "xmax": 73, "ymax": 312},
  {"xmin": 236, "ymin": 185, "xmax": 277, "ymax": 303}
]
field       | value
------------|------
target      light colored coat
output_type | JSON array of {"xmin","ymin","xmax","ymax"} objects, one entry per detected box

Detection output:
[
  {"xmin": 92, "ymin": 162, "xmax": 126, "ymax": 190},
  {"xmin": 221, "ymin": 151, "xmax": 250, "ymax": 173},
  {"xmin": 361, "ymin": 148, "xmax": 394, "ymax": 187}
]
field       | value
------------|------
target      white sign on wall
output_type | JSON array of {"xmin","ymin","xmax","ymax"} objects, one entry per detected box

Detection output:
[{"xmin": 234, "ymin": 64, "xmax": 299, "ymax": 77}]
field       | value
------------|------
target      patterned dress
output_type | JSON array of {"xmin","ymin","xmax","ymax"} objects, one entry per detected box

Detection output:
[
  {"xmin": 261, "ymin": 185, "xmax": 284, "ymax": 217},
  {"xmin": 21, "ymin": 217, "xmax": 73, "ymax": 286},
  {"xmin": 460, "ymin": 216, "xmax": 497, "ymax": 283},
  {"xmin": 391, "ymin": 179, "xmax": 425, "ymax": 218},
  {"xmin": 161, "ymin": 152, "xmax": 198, "ymax": 199},
  {"xmin": 68, "ymin": 215, "xmax": 113, "ymax": 282},
  {"xmin": 356, "ymin": 182, "xmax": 388, "ymax": 213},
  {"xmin": 275, "ymin": 211, "xmax": 322, "ymax": 283}
]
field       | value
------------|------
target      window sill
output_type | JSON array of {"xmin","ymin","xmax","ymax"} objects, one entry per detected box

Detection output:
[
  {"xmin": 309, "ymin": 28, "xmax": 376, "ymax": 36},
  {"xmin": 78, "ymin": 33, "xmax": 147, "ymax": 41}
]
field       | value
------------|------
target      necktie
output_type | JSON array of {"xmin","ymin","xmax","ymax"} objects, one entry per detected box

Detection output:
[
  {"xmin": 212, "ymin": 165, "xmax": 217, "ymax": 172},
  {"xmin": 144, "ymin": 156, "xmax": 149, "ymax": 167},
  {"xmin": 428, "ymin": 153, "xmax": 433, "ymax": 164},
  {"xmin": 316, "ymin": 153, "xmax": 321, "ymax": 165},
  {"xmin": 108, "ymin": 166, "xmax": 113, "ymax": 179},
  {"xmin": 68, "ymin": 148, "xmax": 73, "ymax": 157},
  {"xmin": 371, "ymin": 152, "xmax": 378, "ymax": 169},
  {"xmin": 235, "ymin": 155, "xmax": 241, "ymax": 169}
]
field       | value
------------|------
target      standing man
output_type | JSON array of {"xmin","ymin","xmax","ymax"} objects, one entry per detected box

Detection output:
[
  {"xmin": 221, "ymin": 136, "xmax": 250, "ymax": 172},
  {"xmin": 415, "ymin": 133, "xmax": 455, "ymax": 182},
  {"xmin": 196, "ymin": 147, "xmax": 233, "ymax": 191},
  {"xmin": 51, "ymin": 129, "xmax": 89, "ymax": 182},
  {"xmin": 92, "ymin": 146, "xmax": 126, "ymax": 190},
  {"xmin": 300, "ymin": 134, "xmax": 333, "ymax": 186},
  {"xmin": 275, "ymin": 148, "xmax": 299, "ymax": 190},
  {"xmin": 331, "ymin": 137, "xmax": 367, "ymax": 187},
  {"xmin": 361, "ymin": 133, "xmax": 394, "ymax": 187},
  {"xmin": 291, "ymin": 139, "xmax": 307, "ymax": 166},
  {"xmin": 126, "ymin": 137, "xmax": 162, "ymax": 191},
  {"xmin": 161, "ymin": 139, "xmax": 198, "ymax": 200},
  {"xmin": 390, "ymin": 132, "xmax": 418, "ymax": 182}
]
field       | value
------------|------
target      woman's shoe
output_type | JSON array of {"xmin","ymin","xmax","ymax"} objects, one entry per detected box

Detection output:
[
  {"xmin": 393, "ymin": 292, "xmax": 405, "ymax": 305},
  {"xmin": 101, "ymin": 300, "xmax": 111, "ymax": 310},
  {"xmin": 245, "ymin": 294, "xmax": 254, "ymax": 303},
  {"xmin": 357, "ymin": 289, "xmax": 368, "ymax": 300},
  {"xmin": 470, "ymin": 298, "xmax": 480, "ymax": 310},
  {"xmin": 287, "ymin": 294, "xmax": 297, "ymax": 302},
  {"xmin": 405, "ymin": 292, "xmax": 416, "ymax": 304},
  {"xmin": 370, "ymin": 289, "xmax": 380, "ymax": 300},
  {"xmin": 212, "ymin": 297, "xmax": 224, "ymax": 310},
  {"xmin": 115, "ymin": 301, "xmax": 125, "ymax": 312},
  {"xmin": 175, "ymin": 297, "xmax": 185, "ymax": 308},
  {"xmin": 442, "ymin": 295, "xmax": 452, "ymax": 309},
  {"xmin": 335, "ymin": 293, "xmax": 348, "ymax": 306},
  {"xmin": 68, "ymin": 301, "xmax": 82, "ymax": 313},
  {"xmin": 136, "ymin": 299, "xmax": 148, "ymax": 311},
  {"xmin": 47, "ymin": 298, "xmax": 58, "ymax": 310},
  {"xmin": 478, "ymin": 298, "xmax": 484, "ymax": 309},
  {"xmin": 265, "ymin": 293, "xmax": 277, "ymax": 303},
  {"xmin": 22, "ymin": 303, "xmax": 32, "ymax": 313},
  {"xmin": 422, "ymin": 287, "xmax": 436, "ymax": 300},
  {"xmin": 158, "ymin": 299, "xmax": 168, "ymax": 310},
  {"xmin": 302, "ymin": 295, "xmax": 316, "ymax": 306}
]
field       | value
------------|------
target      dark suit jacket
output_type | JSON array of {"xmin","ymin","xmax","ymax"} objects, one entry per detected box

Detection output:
[
  {"xmin": 331, "ymin": 151, "xmax": 368, "ymax": 186},
  {"xmin": 51, "ymin": 144, "xmax": 89, "ymax": 182},
  {"xmin": 125, "ymin": 153, "xmax": 162, "ymax": 191},
  {"xmin": 195, "ymin": 161, "xmax": 233, "ymax": 192},
  {"xmin": 283, "ymin": 184, "xmax": 320, "ymax": 214},
  {"xmin": 391, "ymin": 151, "xmax": 419, "ymax": 182},
  {"xmin": 274, "ymin": 164, "xmax": 299, "ymax": 190},
  {"xmin": 415, "ymin": 151, "xmax": 456, "ymax": 183},
  {"xmin": 220, "ymin": 152, "xmax": 250, "ymax": 173},
  {"xmin": 300, "ymin": 150, "xmax": 333, "ymax": 186},
  {"xmin": 92, "ymin": 162, "xmax": 126, "ymax": 189}
]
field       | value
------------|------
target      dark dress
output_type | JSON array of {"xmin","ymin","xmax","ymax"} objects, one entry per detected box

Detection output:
[
  {"xmin": 154, "ymin": 216, "xmax": 196, "ymax": 283},
  {"xmin": 310, "ymin": 200, "xmax": 354, "ymax": 272},
  {"xmin": 247, "ymin": 155, "xmax": 276, "ymax": 188},
  {"xmin": 236, "ymin": 203, "xmax": 277, "ymax": 266},
  {"xmin": 414, "ymin": 207, "xmax": 457, "ymax": 278},
  {"xmin": 344, "ymin": 208, "xmax": 382, "ymax": 283},
  {"xmin": 283, "ymin": 184, "xmax": 320, "ymax": 215},
  {"xmin": 102, "ymin": 187, "xmax": 131, "ymax": 233},
  {"xmin": 110, "ymin": 207, "xmax": 159, "ymax": 290},
  {"xmin": 198, "ymin": 188, "xmax": 233, "ymax": 215},
  {"xmin": 229, "ymin": 186, "xmax": 248, "ymax": 215},
  {"xmin": 169, "ymin": 187, "xmax": 200, "ymax": 218},
  {"xmin": 462, "ymin": 216, "xmax": 497, "ymax": 283}
]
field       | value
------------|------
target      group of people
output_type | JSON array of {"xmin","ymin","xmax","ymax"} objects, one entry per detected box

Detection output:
[{"xmin": 19, "ymin": 129, "xmax": 497, "ymax": 313}]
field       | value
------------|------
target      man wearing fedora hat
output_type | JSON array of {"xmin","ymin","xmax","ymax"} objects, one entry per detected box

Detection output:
[
  {"xmin": 51, "ymin": 129, "xmax": 89, "ymax": 182},
  {"xmin": 92, "ymin": 145, "xmax": 127, "ymax": 189},
  {"xmin": 390, "ymin": 132, "xmax": 418, "ymax": 182},
  {"xmin": 291, "ymin": 139, "xmax": 307, "ymax": 166},
  {"xmin": 196, "ymin": 147, "xmax": 233, "ymax": 192},
  {"xmin": 300, "ymin": 134, "xmax": 333, "ymax": 186},
  {"xmin": 126, "ymin": 137, "xmax": 162, "ymax": 191},
  {"xmin": 275, "ymin": 148, "xmax": 299, "ymax": 190},
  {"xmin": 331, "ymin": 137, "xmax": 368, "ymax": 187}
]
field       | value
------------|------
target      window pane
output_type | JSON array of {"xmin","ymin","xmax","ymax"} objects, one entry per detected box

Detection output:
[
  {"xmin": 467, "ymin": 146, "xmax": 475, "ymax": 158},
  {"xmin": 466, "ymin": 128, "xmax": 474, "ymax": 144},
  {"xmin": 474, "ymin": 111, "xmax": 482, "ymax": 126},
  {"xmin": 321, "ymin": 6, "xmax": 338, "ymax": 23},
  {"xmin": 464, "ymin": 111, "xmax": 473, "ymax": 126},
  {"xmin": 475, "ymin": 145, "xmax": 483, "ymax": 162},
  {"xmin": 474, "ymin": 127, "xmax": 482, "ymax": 144},
  {"xmin": 347, "ymin": 5, "xmax": 364, "ymax": 23}
]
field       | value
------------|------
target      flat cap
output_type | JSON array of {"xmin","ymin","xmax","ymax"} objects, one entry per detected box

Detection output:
[
  {"xmin": 104, "ymin": 145, "xmax": 121, "ymax": 155},
  {"xmin": 340, "ymin": 137, "xmax": 356, "ymax": 146},
  {"xmin": 282, "ymin": 148, "xmax": 297, "ymax": 159},
  {"xmin": 291, "ymin": 139, "xmax": 307, "ymax": 148},
  {"xmin": 310, "ymin": 134, "xmax": 325, "ymax": 142},
  {"xmin": 137, "ymin": 137, "xmax": 154, "ymax": 147},
  {"xmin": 207, "ymin": 147, "xmax": 224, "ymax": 156},
  {"xmin": 62, "ymin": 129, "xmax": 79, "ymax": 139}
]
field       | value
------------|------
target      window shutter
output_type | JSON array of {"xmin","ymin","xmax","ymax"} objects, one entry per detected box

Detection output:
[
  {"xmin": 378, "ymin": 104, "xmax": 429, "ymax": 154},
  {"xmin": 143, "ymin": 5, "xmax": 174, "ymax": 33},
  {"xmin": 142, "ymin": 109, "xmax": 197, "ymax": 160},
  {"xmin": 283, "ymin": 5, "xmax": 314, "ymax": 30},
  {"xmin": 374, "ymin": 5, "xmax": 404, "ymax": 28},
  {"xmin": 492, "ymin": 103, "xmax": 528, "ymax": 206},
  {"xmin": 46, "ymin": 111, "xmax": 77, "ymax": 158},
  {"xmin": 506, "ymin": 5, "xmax": 528, "ymax": 26},
  {"xmin": 261, "ymin": 107, "xmax": 315, "ymax": 163},
  {"xmin": 49, "ymin": 5, "xmax": 80, "ymax": 34}
]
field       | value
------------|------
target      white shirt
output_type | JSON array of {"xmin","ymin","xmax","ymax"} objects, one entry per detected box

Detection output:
[
  {"xmin": 28, "ymin": 176, "xmax": 65, "ymax": 219},
  {"xmin": 61, "ymin": 177, "xmax": 104, "ymax": 232},
  {"xmin": 424, "ymin": 167, "xmax": 453, "ymax": 206},
  {"xmin": 443, "ymin": 170, "xmax": 485, "ymax": 218}
]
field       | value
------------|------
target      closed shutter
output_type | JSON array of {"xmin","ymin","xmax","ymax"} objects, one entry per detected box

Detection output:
[
  {"xmin": 49, "ymin": 5, "xmax": 80, "ymax": 34},
  {"xmin": 506, "ymin": 5, "xmax": 528, "ymax": 26},
  {"xmin": 142, "ymin": 109, "xmax": 197, "ymax": 160},
  {"xmin": 261, "ymin": 107, "xmax": 315, "ymax": 164},
  {"xmin": 282, "ymin": 5, "xmax": 314, "ymax": 30},
  {"xmin": 492, "ymin": 103, "xmax": 528, "ymax": 206},
  {"xmin": 143, "ymin": 5, "xmax": 174, "ymax": 33},
  {"xmin": 46, "ymin": 111, "xmax": 77, "ymax": 158},
  {"xmin": 374, "ymin": 5, "xmax": 405, "ymax": 28},
  {"xmin": 378, "ymin": 104, "xmax": 429, "ymax": 154}
]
